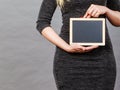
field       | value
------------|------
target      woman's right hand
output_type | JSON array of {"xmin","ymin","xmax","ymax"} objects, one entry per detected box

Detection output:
[{"xmin": 66, "ymin": 44, "xmax": 86, "ymax": 53}]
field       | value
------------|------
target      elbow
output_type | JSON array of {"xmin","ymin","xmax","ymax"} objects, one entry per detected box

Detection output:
[
  {"xmin": 36, "ymin": 21, "xmax": 51, "ymax": 34},
  {"xmin": 113, "ymin": 17, "xmax": 120, "ymax": 27},
  {"xmin": 110, "ymin": 20, "xmax": 120, "ymax": 27},
  {"xmin": 114, "ymin": 25, "xmax": 120, "ymax": 27},
  {"xmin": 36, "ymin": 23, "xmax": 43, "ymax": 34},
  {"xmin": 112, "ymin": 23, "xmax": 120, "ymax": 27}
]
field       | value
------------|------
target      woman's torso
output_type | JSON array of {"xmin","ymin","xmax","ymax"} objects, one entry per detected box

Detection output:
[{"xmin": 56, "ymin": 0, "xmax": 113, "ymax": 58}]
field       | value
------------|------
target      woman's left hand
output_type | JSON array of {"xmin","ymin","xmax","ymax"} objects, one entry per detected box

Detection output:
[
  {"xmin": 83, "ymin": 4, "xmax": 108, "ymax": 18},
  {"xmin": 82, "ymin": 4, "xmax": 107, "ymax": 52},
  {"xmin": 85, "ymin": 45, "xmax": 99, "ymax": 53}
]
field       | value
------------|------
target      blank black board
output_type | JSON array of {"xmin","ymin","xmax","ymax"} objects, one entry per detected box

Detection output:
[{"xmin": 70, "ymin": 18, "xmax": 105, "ymax": 46}]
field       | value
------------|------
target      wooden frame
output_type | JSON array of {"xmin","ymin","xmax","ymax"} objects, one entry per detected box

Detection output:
[{"xmin": 69, "ymin": 18, "xmax": 105, "ymax": 46}]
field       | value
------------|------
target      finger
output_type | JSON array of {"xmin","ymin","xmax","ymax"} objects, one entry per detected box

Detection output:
[
  {"xmin": 83, "ymin": 13, "xmax": 91, "ymax": 18},
  {"xmin": 86, "ymin": 14, "xmax": 91, "ymax": 18},
  {"xmin": 83, "ymin": 5, "xmax": 94, "ymax": 18},
  {"xmin": 71, "ymin": 44, "xmax": 86, "ymax": 52},
  {"xmin": 85, "ymin": 45, "xmax": 99, "ymax": 51},
  {"xmin": 74, "ymin": 48, "xmax": 85, "ymax": 53},
  {"xmin": 87, "ymin": 4, "xmax": 94, "ymax": 13},
  {"xmin": 83, "ymin": 12, "xmax": 91, "ymax": 18},
  {"xmin": 86, "ymin": 4, "xmax": 95, "ymax": 14},
  {"xmin": 87, "ymin": 8, "xmax": 94, "ymax": 16},
  {"xmin": 78, "ymin": 49, "xmax": 86, "ymax": 53},
  {"xmin": 87, "ymin": 45, "xmax": 99, "ymax": 50},
  {"xmin": 78, "ymin": 45, "xmax": 86, "ymax": 51},
  {"xmin": 86, "ymin": 45, "xmax": 99, "ymax": 50},
  {"xmin": 85, "ymin": 47, "xmax": 93, "ymax": 52},
  {"xmin": 83, "ymin": 13, "xmax": 88, "ymax": 18},
  {"xmin": 94, "ymin": 12, "xmax": 100, "ymax": 17},
  {"xmin": 91, "ymin": 10, "xmax": 98, "ymax": 17}
]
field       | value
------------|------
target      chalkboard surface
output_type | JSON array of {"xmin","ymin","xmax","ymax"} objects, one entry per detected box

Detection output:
[{"xmin": 70, "ymin": 18, "xmax": 105, "ymax": 46}]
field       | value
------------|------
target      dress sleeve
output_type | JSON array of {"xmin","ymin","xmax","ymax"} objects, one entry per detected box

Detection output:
[
  {"xmin": 36, "ymin": 0, "xmax": 57, "ymax": 33},
  {"xmin": 106, "ymin": 0, "xmax": 120, "ymax": 11}
]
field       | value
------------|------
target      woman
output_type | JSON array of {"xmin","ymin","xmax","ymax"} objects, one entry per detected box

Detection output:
[{"xmin": 36, "ymin": 0, "xmax": 120, "ymax": 90}]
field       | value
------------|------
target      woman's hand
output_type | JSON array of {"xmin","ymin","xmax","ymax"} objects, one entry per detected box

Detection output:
[
  {"xmin": 85, "ymin": 45, "xmax": 99, "ymax": 52},
  {"xmin": 80, "ymin": 4, "xmax": 103, "ymax": 52},
  {"xmin": 66, "ymin": 44, "xmax": 86, "ymax": 53},
  {"xmin": 83, "ymin": 4, "xmax": 108, "ymax": 18},
  {"xmin": 84, "ymin": 4, "xmax": 120, "ymax": 26},
  {"xmin": 66, "ymin": 44, "xmax": 99, "ymax": 53}
]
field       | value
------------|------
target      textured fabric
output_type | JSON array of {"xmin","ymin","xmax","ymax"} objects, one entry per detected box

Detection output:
[{"xmin": 36, "ymin": 0, "xmax": 120, "ymax": 90}]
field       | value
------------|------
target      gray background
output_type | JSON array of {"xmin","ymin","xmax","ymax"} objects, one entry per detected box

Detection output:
[{"xmin": 0, "ymin": 0, "xmax": 120, "ymax": 90}]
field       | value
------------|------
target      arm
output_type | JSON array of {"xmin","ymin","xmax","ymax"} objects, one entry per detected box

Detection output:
[
  {"xmin": 106, "ymin": 0, "xmax": 120, "ymax": 26},
  {"xmin": 84, "ymin": 4, "xmax": 120, "ymax": 26},
  {"xmin": 106, "ymin": 9, "xmax": 120, "ymax": 26},
  {"xmin": 41, "ymin": 27, "xmax": 86, "ymax": 53},
  {"xmin": 41, "ymin": 27, "xmax": 70, "ymax": 52},
  {"xmin": 37, "ymin": 0, "xmax": 98, "ymax": 53},
  {"xmin": 36, "ymin": 0, "xmax": 70, "ymax": 51},
  {"xmin": 84, "ymin": 0, "xmax": 120, "ymax": 26}
]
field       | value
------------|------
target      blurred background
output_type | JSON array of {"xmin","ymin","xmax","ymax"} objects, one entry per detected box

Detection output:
[{"xmin": 0, "ymin": 0, "xmax": 120, "ymax": 90}]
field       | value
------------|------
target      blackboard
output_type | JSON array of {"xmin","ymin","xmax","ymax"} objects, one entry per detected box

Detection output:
[{"xmin": 70, "ymin": 18, "xmax": 105, "ymax": 46}]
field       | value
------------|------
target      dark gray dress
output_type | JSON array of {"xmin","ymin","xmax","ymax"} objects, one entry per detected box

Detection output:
[{"xmin": 36, "ymin": 0, "xmax": 120, "ymax": 90}]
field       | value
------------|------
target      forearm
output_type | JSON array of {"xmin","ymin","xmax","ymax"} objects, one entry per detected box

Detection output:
[
  {"xmin": 105, "ymin": 8, "xmax": 120, "ymax": 26},
  {"xmin": 41, "ymin": 27, "xmax": 70, "ymax": 52}
]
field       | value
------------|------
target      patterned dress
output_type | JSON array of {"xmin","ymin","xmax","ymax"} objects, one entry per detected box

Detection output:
[{"xmin": 36, "ymin": 0, "xmax": 120, "ymax": 90}]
